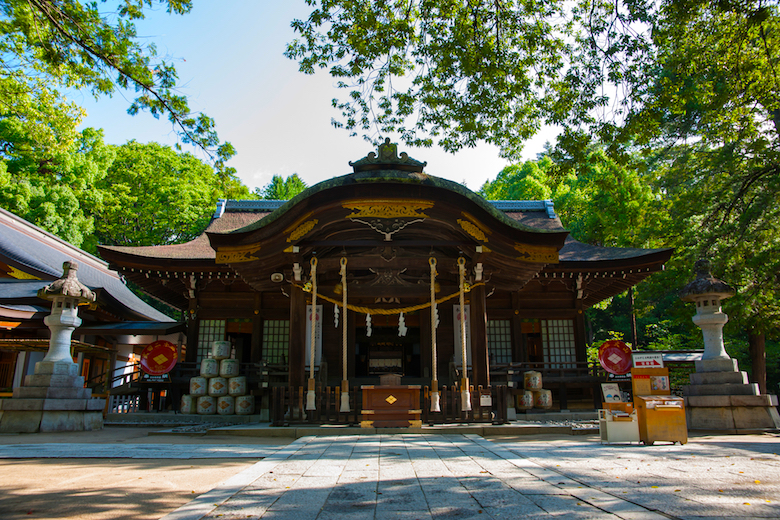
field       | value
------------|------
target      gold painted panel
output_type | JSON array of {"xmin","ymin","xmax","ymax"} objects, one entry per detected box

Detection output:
[
  {"xmin": 513, "ymin": 243, "xmax": 559, "ymax": 263},
  {"xmin": 287, "ymin": 219, "xmax": 318, "ymax": 242},
  {"xmin": 215, "ymin": 246, "xmax": 260, "ymax": 264},
  {"xmin": 342, "ymin": 199, "xmax": 434, "ymax": 219},
  {"xmin": 457, "ymin": 219, "xmax": 489, "ymax": 242}
]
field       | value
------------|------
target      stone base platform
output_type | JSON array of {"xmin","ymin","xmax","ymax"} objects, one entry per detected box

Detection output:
[
  {"xmin": 683, "ymin": 359, "xmax": 780, "ymax": 431},
  {"xmin": 684, "ymin": 394, "xmax": 780, "ymax": 431},
  {"xmin": 0, "ymin": 360, "xmax": 105, "ymax": 433}
]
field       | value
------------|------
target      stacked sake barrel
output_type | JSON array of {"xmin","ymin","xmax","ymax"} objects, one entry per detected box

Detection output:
[
  {"xmin": 181, "ymin": 341, "xmax": 255, "ymax": 416},
  {"xmin": 516, "ymin": 370, "xmax": 553, "ymax": 411}
]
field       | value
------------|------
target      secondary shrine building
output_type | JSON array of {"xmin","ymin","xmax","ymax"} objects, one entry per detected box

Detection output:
[{"xmin": 99, "ymin": 142, "xmax": 672, "ymax": 406}]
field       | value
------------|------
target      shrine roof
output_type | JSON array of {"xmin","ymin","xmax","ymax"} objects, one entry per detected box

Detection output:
[
  {"xmin": 558, "ymin": 237, "xmax": 673, "ymax": 265},
  {"xmin": 217, "ymin": 169, "xmax": 562, "ymax": 236},
  {"xmin": 98, "ymin": 196, "xmax": 670, "ymax": 267},
  {"xmin": 99, "ymin": 210, "xmax": 268, "ymax": 261},
  {"xmin": 98, "ymin": 195, "xmax": 566, "ymax": 263},
  {"xmin": 0, "ymin": 208, "xmax": 174, "ymax": 322}
]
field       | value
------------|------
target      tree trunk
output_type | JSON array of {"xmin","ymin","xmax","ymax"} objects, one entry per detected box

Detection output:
[{"xmin": 748, "ymin": 332, "xmax": 766, "ymax": 394}]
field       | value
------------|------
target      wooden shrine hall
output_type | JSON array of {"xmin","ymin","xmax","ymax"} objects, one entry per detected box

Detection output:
[{"xmin": 99, "ymin": 141, "xmax": 673, "ymax": 422}]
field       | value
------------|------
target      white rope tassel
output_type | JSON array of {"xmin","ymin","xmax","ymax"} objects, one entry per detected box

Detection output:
[
  {"xmin": 398, "ymin": 312, "xmax": 407, "ymax": 337},
  {"xmin": 334, "ymin": 303, "xmax": 339, "ymax": 328},
  {"xmin": 306, "ymin": 257, "xmax": 318, "ymax": 411},
  {"xmin": 366, "ymin": 313, "xmax": 372, "ymax": 337},
  {"xmin": 429, "ymin": 257, "xmax": 440, "ymax": 413},
  {"xmin": 458, "ymin": 257, "xmax": 471, "ymax": 412},
  {"xmin": 339, "ymin": 257, "xmax": 350, "ymax": 413}
]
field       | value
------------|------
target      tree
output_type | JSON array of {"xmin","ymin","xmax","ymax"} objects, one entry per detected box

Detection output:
[
  {"xmin": 257, "ymin": 174, "xmax": 308, "ymax": 200},
  {"xmin": 93, "ymin": 141, "xmax": 242, "ymax": 247},
  {"xmin": 286, "ymin": 0, "xmax": 574, "ymax": 159},
  {"xmin": 0, "ymin": 0, "xmax": 233, "ymax": 164},
  {"xmin": 0, "ymin": 124, "xmax": 114, "ymax": 248}
]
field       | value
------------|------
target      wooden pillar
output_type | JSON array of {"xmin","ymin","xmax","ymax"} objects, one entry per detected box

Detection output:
[
  {"xmin": 470, "ymin": 283, "xmax": 490, "ymax": 387},
  {"xmin": 574, "ymin": 308, "xmax": 588, "ymax": 363},
  {"xmin": 185, "ymin": 298, "xmax": 199, "ymax": 363},
  {"xmin": 288, "ymin": 284, "xmax": 306, "ymax": 389},
  {"xmin": 251, "ymin": 292, "xmax": 263, "ymax": 363},
  {"xmin": 511, "ymin": 292, "xmax": 524, "ymax": 363},
  {"xmin": 252, "ymin": 317, "xmax": 263, "ymax": 363}
]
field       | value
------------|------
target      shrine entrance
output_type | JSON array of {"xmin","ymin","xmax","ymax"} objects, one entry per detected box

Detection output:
[{"xmin": 355, "ymin": 324, "xmax": 422, "ymax": 379}]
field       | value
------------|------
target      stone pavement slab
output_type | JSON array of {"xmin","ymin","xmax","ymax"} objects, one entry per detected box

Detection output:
[
  {"xmin": 0, "ymin": 442, "xmax": 285, "ymax": 459},
  {"xmin": 167, "ymin": 434, "xmax": 737, "ymax": 520}
]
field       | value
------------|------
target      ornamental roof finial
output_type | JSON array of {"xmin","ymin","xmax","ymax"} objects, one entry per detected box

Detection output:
[
  {"xmin": 349, "ymin": 138, "xmax": 427, "ymax": 173},
  {"xmin": 37, "ymin": 261, "xmax": 97, "ymax": 304}
]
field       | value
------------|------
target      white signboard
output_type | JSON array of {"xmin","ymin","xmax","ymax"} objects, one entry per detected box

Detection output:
[
  {"xmin": 632, "ymin": 352, "xmax": 664, "ymax": 368},
  {"xmin": 453, "ymin": 304, "xmax": 472, "ymax": 367},
  {"xmin": 304, "ymin": 305, "xmax": 323, "ymax": 367}
]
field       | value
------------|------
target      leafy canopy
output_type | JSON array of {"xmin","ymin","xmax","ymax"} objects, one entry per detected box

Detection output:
[
  {"xmin": 0, "ymin": 0, "xmax": 233, "ymax": 164},
  {"xmin": 257, "ymin": 174, "xmax": 308, "ymax": 200}
]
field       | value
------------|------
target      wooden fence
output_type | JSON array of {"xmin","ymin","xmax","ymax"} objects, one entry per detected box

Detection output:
[{"xmin": 271, "ymin": 385, "xmax": 509, "ymax": 427}]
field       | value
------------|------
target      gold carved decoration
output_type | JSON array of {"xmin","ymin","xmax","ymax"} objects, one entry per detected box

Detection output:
[
  {"xmin": 514, "ymin": 243, "xmax": 559, "ymax": 264},
  {"xmin": 215, "ymin": 246, "xmax": 260, "ymax": 264},
  {"xmin": 4, "ymin": 264, "xmax": 40, "ymax": 280},
  {"xmin": 457, "ymin": 219, "xmax": 489, "ymax": 242},
  {"xmin": 385, "ymin": 395, "xmax": 398, "ymax": 405},
  {"xmin": 342, "ymin": 199, "xmax": 433, "ymax": 219},
  {"xmin": 287, "ymin": 219, "xmax": 318, "ymax": 242}
]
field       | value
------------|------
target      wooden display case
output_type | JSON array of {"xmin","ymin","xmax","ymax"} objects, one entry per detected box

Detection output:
[{"xmin": 631, "ymin": 367, "xmax": 687, "ymax": 445}]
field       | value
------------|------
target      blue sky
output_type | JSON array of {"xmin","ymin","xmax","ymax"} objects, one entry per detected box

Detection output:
[{"xmin": 72, "ymin": 2, "xmax": 555, "ymax": 193}]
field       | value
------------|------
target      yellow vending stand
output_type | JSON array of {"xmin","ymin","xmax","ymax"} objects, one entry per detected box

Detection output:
[{"xmin": 631, "ymin": 367, "xmax": 687, "ymax": 445}]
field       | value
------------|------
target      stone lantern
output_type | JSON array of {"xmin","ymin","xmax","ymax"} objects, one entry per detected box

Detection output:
[
  {"xmin": 0, "ymin": 261, "xmax": 106, "ymax": 433},
  {"xmin": 679, "ymin": 258, "xmax": 736, "ymax": 368},
  {"xmin": 680, "ymin": 259, "xmax": 780, "ymax": 431},
  {"xmin": 37, "ymin": 261, "xmax": 97, "ymax": 368}
]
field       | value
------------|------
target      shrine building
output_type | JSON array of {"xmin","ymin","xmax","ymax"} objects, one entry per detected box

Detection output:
[{"xmin": 98, "ymin": 142, "xmax": 672, "ymax": 414}]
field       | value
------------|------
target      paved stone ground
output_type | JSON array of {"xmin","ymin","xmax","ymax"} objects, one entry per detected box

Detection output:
[
  {"xmin": 161, "ymin": 433, "xmax": 780, "ymax": 520},
  {"xmin": 0, "ymin": 443, "xmax": 284, "ymax": 459}
]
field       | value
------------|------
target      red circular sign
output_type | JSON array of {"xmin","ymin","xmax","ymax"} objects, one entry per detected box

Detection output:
[
  {"xmin": 598, "ymin": 340, "xmax": 633, "ymax": 375},
  {"xmin": 139, "ymin": 340, "xmax": 178, "ymax": 375}
]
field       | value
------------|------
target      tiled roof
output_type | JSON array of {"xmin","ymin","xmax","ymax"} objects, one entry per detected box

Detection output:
[
  {"xmin": 558, "ymin": 236, "xmax": 672, "ymax": 263},
  {"xmin": 99, "ymin": 199, "xmax": 670, "ymax": 266},
  {"xmin": 99, "ymin": 211, "xmax": 268, "ymax": 260},
  {"xmin": 0, "ymin": 209, "xmax": 174, "ymax": 322}
]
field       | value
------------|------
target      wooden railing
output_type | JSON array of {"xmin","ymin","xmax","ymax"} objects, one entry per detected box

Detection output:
[
  {"xmin": 107, "ymin": 394, "xmax": 140, "ymax": 414},
  {"xmin": 271, "ymin": 385, "xmax": 509, "ymax": 427}
]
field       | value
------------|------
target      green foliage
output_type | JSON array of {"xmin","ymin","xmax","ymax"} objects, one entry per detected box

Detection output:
[
  {"xmin": 0, "ymin": 124, "xmax": 114, "ymax": 247},
  {"xmin": 257, "ymin": 174, "xmax": 308, "ymax": 200},
  {"xmin": 478, "ymin": 158, "xmax": 554, "ymax": 201},
  {"xmin": 286, "ymin": 0, "xmax": 574, "ymax": 159},
  {"xmin": 0, "ymin": 0, "xmax": 233, "ymax": 163},
  {"xmin": 93, "ymin": 141, "xmax": 238, "ymax": 247}
]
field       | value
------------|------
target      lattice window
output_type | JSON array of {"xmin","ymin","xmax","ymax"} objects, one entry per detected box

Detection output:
[
  {"xmin": 541, "ymin": 319, "xmax": 576, "ymax": 368},
  {"xmin": 487, "ymin": 319, "xmax": 513, "ymax": 364},
  {"xmin": 262, "ymin": 320, "xmax": 289, "ymax": 364},
  {"xmin": 197, "ymin": 320, "xmax": 226, "ymax": 362}
]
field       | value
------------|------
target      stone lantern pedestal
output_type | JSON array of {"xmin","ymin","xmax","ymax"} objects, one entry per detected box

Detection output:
[
  {"xmin": 680, "ymin": 260, "xmax": 780, "ymax": 431},
  {"xmin": 0, "ymin": 262, "xmax": 105, "ymax": 433}
]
